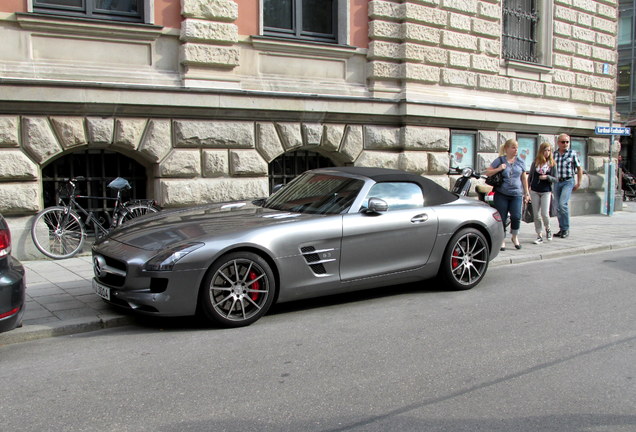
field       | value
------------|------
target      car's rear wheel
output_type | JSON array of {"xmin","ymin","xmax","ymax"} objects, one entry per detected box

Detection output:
[
  {"xmin": 199, "ymin": 252, "xmax": 276, "ymax": 327},
  {"xmin": 438, "ymin": 228, "xmax": 489, "ymax": 290}
]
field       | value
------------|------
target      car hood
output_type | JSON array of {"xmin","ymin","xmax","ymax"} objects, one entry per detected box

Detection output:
[{"xmin": 96, "ymin": 201, "xmax": 318, "ymax": 251}]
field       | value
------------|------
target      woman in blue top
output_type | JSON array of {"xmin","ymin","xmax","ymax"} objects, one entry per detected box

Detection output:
[{"xmin": 484, "ymin": 139, "xmax": 530, "ymax": 250}]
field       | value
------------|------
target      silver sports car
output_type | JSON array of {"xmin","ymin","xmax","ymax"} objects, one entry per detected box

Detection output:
[{"xmin": 92, "ymin": 167, "xmax": 504, "ymax": 327}]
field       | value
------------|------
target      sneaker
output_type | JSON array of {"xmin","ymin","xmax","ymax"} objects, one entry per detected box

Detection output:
[
  {"xmin": 533, "ymin": 235, "xmax": 543, "ymax": 244},
  {"xmin": 555, "ymin": 230, "xmax": 563, "ymax": 238},
  {"xmin": 546, "ymin": 229, "xmax": 553, "ymax": 241},
  {"xmin": 560, "ymin": 230, "xmax": 569, "ymax": 238}
]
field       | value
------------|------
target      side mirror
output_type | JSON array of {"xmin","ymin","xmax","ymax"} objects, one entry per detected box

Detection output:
[{"xmin": 365, "ymin": 197, "xmax": 388, "ymax": 214}]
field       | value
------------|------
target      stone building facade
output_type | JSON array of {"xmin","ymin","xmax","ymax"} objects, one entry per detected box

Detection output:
[{"xmin": 0, "ymin": 0, "xmax": 621, "ymax": 259}]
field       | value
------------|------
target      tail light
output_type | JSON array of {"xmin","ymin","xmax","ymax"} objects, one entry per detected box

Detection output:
[
  {"xmin": 0, "ymin": 227, "xmax": 10, "ymax": 257},
  {"xmin": 492, "ymin": 210, "xmax": 502, "ymax": 222}
]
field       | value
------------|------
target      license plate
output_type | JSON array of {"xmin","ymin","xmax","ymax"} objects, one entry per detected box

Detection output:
[{"xmin": 93, "ymin": 279, "xmax": 111, "ymax": 301}]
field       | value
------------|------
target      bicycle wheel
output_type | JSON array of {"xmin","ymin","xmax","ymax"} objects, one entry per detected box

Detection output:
[
  {"xmin": 119, "ymin": 203, "xmax": 160, "ymax": 225},
  {"xmin": 31, "ymin": 206, "xmax": 85, "ymax": 259}
]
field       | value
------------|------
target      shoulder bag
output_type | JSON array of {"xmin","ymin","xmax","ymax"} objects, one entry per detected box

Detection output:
[{"xmin": 486, "ymin": 156, "xmax": 504, "ymax": 187}]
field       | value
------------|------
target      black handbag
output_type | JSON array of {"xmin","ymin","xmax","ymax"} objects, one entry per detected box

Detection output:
[
  {"xmin": 486, "ymin": 156, "xmax": 505, "ymax": 187},
  {"xmin": 522, "ymin": 201, "xmax": 534, "ymax": 223}
]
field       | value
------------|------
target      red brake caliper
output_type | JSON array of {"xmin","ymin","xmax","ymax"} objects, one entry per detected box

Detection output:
[
  {"xmin": 451, "ymin": 248, "xmax": 460, "ymax": 269},
  {"xmin": 248, "ymin": 271, "xmax": 260, "ymax": 301}
]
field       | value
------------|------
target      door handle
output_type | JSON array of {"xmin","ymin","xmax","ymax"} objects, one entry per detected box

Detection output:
[{"xmin": 411, "ymin": 214, "xmax": 429, "ymax": 223}]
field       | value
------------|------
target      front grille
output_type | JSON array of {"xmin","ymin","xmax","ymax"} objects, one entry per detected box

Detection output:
[{"xmin": 94, "ymin": 254, "xmax": 127, "ymax": 287}]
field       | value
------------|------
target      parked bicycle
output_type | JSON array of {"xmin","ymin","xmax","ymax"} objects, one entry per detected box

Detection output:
[{"xmin": 31, "ymin": 176, "xmax": 160, "ymax": 259}]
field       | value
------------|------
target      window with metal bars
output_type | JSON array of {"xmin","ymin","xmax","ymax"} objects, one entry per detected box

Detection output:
[
  {"xmin": 42, "ymin": 149, "xmax": 150, "ymax": 229},
  {"xmin": 502, "ymin": 0, "xmax": 539, "ymax": 63},
  {"xmin": 268, "ymin": 150, "xmax": 335, "ymax": 193}
]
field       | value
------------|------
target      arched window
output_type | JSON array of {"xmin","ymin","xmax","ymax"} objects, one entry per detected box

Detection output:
[
  {"xmin": 42, "ymin": 149, "xmax": 150, "ymax": 221},
  {"xmin": 268, "ymin": 150, "xmax": 335, "ymax": 192}
]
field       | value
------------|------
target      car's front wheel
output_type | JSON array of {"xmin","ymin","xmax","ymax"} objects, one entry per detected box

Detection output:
[
  {"xmin": 438, "ymin": 228, "xmax": 489, "ymax": 290},
  {"xmin": 199, "ymin": 252, "xmax": 276, "ymax": 327}
]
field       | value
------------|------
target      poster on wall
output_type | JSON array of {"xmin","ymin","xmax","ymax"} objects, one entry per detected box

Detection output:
[
  {"xmin": 450, "ymin": 134, "xmax": 475, "ymax": 169},
  {"xmin": 517, "ymin": 137, "xmax": 536, "ymax": 170},
  {"xmin": 570, "ymin": 139, "xmax": 587, "ymax": 169}
]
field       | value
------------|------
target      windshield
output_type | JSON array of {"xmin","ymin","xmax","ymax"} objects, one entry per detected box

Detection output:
[{"xmin": 264, "ymin": 173, "xmax": 364, "ymax": 215}]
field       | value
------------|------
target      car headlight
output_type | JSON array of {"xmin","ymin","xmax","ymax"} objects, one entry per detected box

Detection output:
[{"xmin": 143, "ymin": 242, "xmax": 204, "ymax": 271}]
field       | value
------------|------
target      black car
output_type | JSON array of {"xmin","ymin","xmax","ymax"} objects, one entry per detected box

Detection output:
[{"xmin": 0, "ymin": 213, "xmax": 26, "ymax": 333}]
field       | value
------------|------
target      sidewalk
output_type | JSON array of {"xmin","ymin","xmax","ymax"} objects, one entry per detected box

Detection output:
[{"xmin": 2, "ymin": 202, "xmax": 636, "ymax": 346}]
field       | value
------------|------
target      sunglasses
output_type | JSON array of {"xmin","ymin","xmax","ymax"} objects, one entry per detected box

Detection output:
[{"xmin": 559, "ymin": 140, "xmax": 569, "ymax": 143}]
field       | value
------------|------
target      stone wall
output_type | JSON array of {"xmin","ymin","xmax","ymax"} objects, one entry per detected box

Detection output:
[
  {"xmin": 367, "ymin": 0, "xmax": 616, "ymax": 107},
  {"xmin": 0, "ymin": 113, "xmax": 618, "ymax": 259}
]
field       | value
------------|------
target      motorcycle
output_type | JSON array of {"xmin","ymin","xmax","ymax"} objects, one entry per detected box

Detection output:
[{"xmin": 449, "ymin": 165, "xmax": 509, "ymax": 227}]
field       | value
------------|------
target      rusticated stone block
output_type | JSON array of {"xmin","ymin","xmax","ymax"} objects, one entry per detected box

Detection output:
[
  {"xmin": 355, "ymin": 151, "xmax": 400, "ymax": 169},
  {"xmin": 477, "ymin": 153, "xmax": 499, "ymax": 172},
  {"xmin": 510, "ymin": 79, "xmax": 543, "ymax": 96},
  {"xmin": 203, "ymin": 150, "xmax": 229, "ymax": 177},
  {"xmin": 275, "ymin": 123, "xmax": 303, "ymax": 151},
  {"xmin": 368, "ymin": 61, "xmax": 402, "ymax": 80},
  {"xmin": 139, "ymin": 119, "xmax": 172, "ymax": 163},
  {"xmin": 160, "ymin": 178, "xmax": 267, "ymax": 207},
  {"xmin": 230, "ymin": 150, "xmax": 267, "ymax": 176},
  {"xmin": 368, "ymin": 41, "xmax": 403, "ymax": 60},
  {"xmin": 403, "ymin": 43, "xmax": 446, "ymax": 64},
  {"xmin": 174, "ymin": 120, "xmax": 254, "ymax": 148},
  {"xmin": 369, "ymin": 21, "xmax": 402, "ymax": 41},
  {"xmin": 322, "ymin": 124, "xmax": 346, "ymax": 152},
  {"xmin": 340, "ymin": 125, "xmax": 364, "ymax": 162},
  {"xmin": 403, "ymin": 64, "xmax": 440, "ymax": 83},
  {"xmin": 441, "ymin": 31, "xmax": 478, "ymax": 52},
  {"xmin": 159, "ymin": 149, "xmax": 201, "ymax": 178},
  {"xmin": 442, "ymin": 0, "xmax": 478, "ymax": 14},
  {"xmin": 545, "ymin": 84, "xmax": 571, "ymax": 99},
  {"xmin": 181, "ymin": 0, "xmax": 238, "ymax": 21},
  {"xmin": 256, "ymin": 123, "xmax": 285, "ymax": 162},
  {"xmin": 0, "ymin": 151, "xmax": 38, "ymax": 180},
  {"xmin": 403, "ymin": 23, "xmax": 442, "ymax": 45},
  {"xmin": 302, "ymin": 123, "xmax": 323, "ymax": 147},
  {"xmin": 595, "ymin": 91, "xmax": 614, "ymax": 105},
  {"xmin": 86, "ymin": 117, "xmax": 114, "ymax": 146},
  {"xmin": 478, "ymin": 74, "xmax": 509, "ymax": 92},
  {"xmin": 402, "ymin": 126, "xmax": 449, "ymax": 151},
  {"xmin": 588, "ymin": 137, "xmax": 618, "ymax": 156},
  {"xmin": 22, "ymin": 117, "xmax": 62, "ymax": 164},
  {"xmin": 181, "ymin": 20, "xmax": 238, "ymax": 44},
  {"xmin": 571, "ymin": 88, "xmax": 595, "ymax": 102},
  {"xmin": 427, "ymin": 152, "xmax": 450, "ymax": 174},
  {"xmin": 0, "ymin": 182, "xmax": 40, "ymax": 214},
  {"xmin": 406, "ymin": 3, "xmax": 447, "ymax": 27},
  {"xmin": 441, "ymin": 69, "xmax": 477, "ymax": 88},
  {"xmin": 399, "ymin": 151, "xmax": 429, "ymax": 174},
  {"xmin": 114, "ymin": 118, "xmax": 148, "ymax": 151},
  {"xmin": 587, "ymin": 156, "xmax": 606, "ymax": 174},
  {"xmin": 369, "ymin": 1, "xmax": 404, "ymax": 20},
  {"xmin": 364, "ymin": 125, "xmax": 400, "ymax": 150},
  {"xmin": 477, "ymin": 131, "xmax": 498, "ymax": 152},
  {"xmin": 51, "ymin": 117, "xmax": 86, "ymax": 149},
  {"xmin": 0, "ymin": 116, "xmax": 20, "ymax": 147},
  {"xmin": 181, "ymin": 44, "xmax": 239, "ymax": 68}
]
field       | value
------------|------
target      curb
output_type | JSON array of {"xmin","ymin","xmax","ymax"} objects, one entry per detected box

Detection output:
[{"xmin": 0, "ymin": 313, "xmax": 133, "ymax": 346}]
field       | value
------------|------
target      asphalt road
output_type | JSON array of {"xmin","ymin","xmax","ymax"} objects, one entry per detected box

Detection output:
[{"xmin": 1, "ymin": 248, "xmax": 635, "ymax": 432}]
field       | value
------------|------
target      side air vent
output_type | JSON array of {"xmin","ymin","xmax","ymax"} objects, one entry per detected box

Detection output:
[{"xmin": 300, "ymin": 246, "xmax": 336, "ymax": 276}]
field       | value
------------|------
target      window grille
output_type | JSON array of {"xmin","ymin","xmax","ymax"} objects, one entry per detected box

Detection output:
[
  {"xmin": 42, "ymin": 150, "xmax": 150, "ymax": 229},
  {"xmin": 502, "ymin": 0, "xmax": 539, "ymax": 63},
  {"xmin": 268, "ymin": 150, "xmax": 335, "ymax": 193}
]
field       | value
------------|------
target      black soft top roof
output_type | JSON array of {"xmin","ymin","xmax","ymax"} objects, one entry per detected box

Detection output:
[{"xmin": 315, "ymin": 166, "xmax": 458, "ymax": 206}]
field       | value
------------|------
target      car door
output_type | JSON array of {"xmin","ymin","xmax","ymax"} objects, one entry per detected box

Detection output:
[{"xmin": 339, "ymin": 182, "xmax": 439, "ymax": 281}]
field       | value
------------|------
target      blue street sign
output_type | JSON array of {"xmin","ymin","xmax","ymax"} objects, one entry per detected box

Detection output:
[{"xmin": 594, "ymin": 126, "xmax": 631, "ymax": 135}]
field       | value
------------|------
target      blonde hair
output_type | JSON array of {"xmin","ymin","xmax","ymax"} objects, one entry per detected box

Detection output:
[
  {"xmin": 534, "ymin": 142, "xmax": 556, "ymax": 167},
  {"xmin": 499, "ymin": 138, "xmax": 518, "ymax": 156}
]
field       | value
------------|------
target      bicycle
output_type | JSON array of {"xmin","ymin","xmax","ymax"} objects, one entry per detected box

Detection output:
[{"xmin": 31, "ymin": 176, "xmax": 161, "ymax": 259}]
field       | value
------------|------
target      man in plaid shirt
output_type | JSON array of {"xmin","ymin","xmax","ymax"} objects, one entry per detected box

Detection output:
[{"xmin": 553, "ymin": 133, "xmax": 583, "ymax": 238}]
